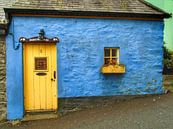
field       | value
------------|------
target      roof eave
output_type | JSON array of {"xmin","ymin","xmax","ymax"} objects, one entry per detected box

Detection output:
[
  {"xmin": 142, "ymin": 0, "xmax": 171, "ymax": 18},
  {"xmin": 4, "ymin": 8, "xmax": 171, "ymax": 20}
]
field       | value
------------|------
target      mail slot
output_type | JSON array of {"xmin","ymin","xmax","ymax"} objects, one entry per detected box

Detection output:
[{"xmin": 36, "ymin": 72, "xmax": 47, "ymax": 76}]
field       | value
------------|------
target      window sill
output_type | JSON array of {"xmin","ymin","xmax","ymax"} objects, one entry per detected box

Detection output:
[{"xmin": 101, "ymin": 64, "xmax": 125, "ymax": 74}]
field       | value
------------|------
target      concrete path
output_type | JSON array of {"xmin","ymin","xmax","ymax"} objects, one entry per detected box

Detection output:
[{"xmin": 1, "ymin": 93, "xmax": 173, "ymax": 129}]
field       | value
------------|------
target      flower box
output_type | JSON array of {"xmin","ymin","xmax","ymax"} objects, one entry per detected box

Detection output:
[{"xmin": 101, "ymin": 64, "xmax": 125, "ymax": 74}]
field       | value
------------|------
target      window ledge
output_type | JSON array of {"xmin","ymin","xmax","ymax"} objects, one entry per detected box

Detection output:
[{"xmin": 101, "ymin": 64, "xmax": 126, "ymax": 74}]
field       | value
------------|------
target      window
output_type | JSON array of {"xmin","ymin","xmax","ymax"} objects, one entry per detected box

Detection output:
[
  {"xmin": 104, "ymin": 48, "xmax": 119, "ymax": 65},
  {"xmin": 101, "ymin": 47, "xmax": 125, "ymax": 73},
  {"xmin": 35, "ymin": 57, "xmax": 47, "ymax": 71}
]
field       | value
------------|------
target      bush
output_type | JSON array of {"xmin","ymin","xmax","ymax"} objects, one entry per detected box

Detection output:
[{"xmin": 163, "ymin": 45, "xmax": 173, "ymax": 74}]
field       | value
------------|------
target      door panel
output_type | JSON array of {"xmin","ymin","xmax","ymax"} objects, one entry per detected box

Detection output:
[{"xmin": 24, "ymin": 43, "xmax": 57, "ymax": 111}]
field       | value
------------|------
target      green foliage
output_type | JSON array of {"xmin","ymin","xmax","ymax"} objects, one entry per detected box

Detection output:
[{"xmin": 163, "ymin": 45, "xmax": 173, "ymax": 74}]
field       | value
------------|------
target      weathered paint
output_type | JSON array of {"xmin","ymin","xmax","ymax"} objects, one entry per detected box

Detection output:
[{"xmin": 6, "ymin": 16, "xmax": 164, "ymax": 120}]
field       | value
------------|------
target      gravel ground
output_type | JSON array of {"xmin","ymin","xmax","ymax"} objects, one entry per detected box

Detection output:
[{"xmin": 1, "ymin": 93, "xmax": 173, "ymax": 129}]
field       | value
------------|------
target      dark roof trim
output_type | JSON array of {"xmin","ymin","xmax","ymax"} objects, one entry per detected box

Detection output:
[
  {"xmin": 4, "ymin": 8, "xmax": 171, "ymax": 20},
  {"xmin": 142, "ymin": 0, "xmax": 171, "ymax": 16}
]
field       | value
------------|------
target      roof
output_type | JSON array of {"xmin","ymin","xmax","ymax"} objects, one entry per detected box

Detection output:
[
  {"xmin": 0, "ymin": 0, "xmax": 15, "ymax": 24},
  {"xmin": 0, "ymin": 0, "xmax": 171, "ymax": 24}
]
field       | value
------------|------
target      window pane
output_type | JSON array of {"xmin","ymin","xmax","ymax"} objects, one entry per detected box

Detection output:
[
  {"xmin": 104, "ymin": 58, "xmax": 110, "ymax": 65},
  {"xmin": 112, "ymin": 49, "xmax": 117, "ymax": 57},
  {"xmin": 104, "ymin": 49, "xmax": 110, "ymax": 57},
  {"xmin": 111, "ymin": 58, "xmax": 117, "ymax": 65}
]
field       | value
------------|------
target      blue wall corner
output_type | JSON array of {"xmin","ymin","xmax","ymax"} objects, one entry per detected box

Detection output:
[{"xmin": 6, "ymin": 19, "xmax": 24, "ymax": 120}]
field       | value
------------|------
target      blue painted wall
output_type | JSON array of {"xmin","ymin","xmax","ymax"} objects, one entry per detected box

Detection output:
[
  {"xmin": 6, "ymin": 16, "xmax": 164, "ymax": 120},
  {"xmin": 6, "ymin": 18, "xmax": 24, "ymax": 120}
]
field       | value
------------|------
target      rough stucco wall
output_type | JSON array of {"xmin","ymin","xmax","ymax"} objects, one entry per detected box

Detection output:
[
  {"xmin": 6, "ymin": 16, "xmax": 164, "ymax": 120},
  {"xmin": 57, "ymin": 19, "xmax": 164, "ymax": 97},
  {"xmin": 146, "ymin": 0, "xmax": 173, "ymax": 51},
  {"xmin": 6, "ymin": 19, "xmax": 24, "ymax": 120},
  {"xmin": 0, "ymin": 36, "xmax": 6, "ymax": 121}
]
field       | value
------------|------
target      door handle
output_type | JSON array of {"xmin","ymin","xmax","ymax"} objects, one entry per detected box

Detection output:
[
  {"xmin": 51, "ymin": 71, "xmax": 56, "ymax": 81},
  {"xmin": 54, "ymin": 71, "xmax": 56, "ymax": 79}
]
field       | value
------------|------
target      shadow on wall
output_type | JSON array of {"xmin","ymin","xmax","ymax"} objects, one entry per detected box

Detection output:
[{"xmin": 101, "ymin": 73, "xmax": 125, "ymax": 95}]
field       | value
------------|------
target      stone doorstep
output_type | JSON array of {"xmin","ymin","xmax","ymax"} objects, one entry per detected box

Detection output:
[
  {"xmin": 22, "ymin": 112, "xmax": 59, "ymax": 122},
  {"xmin": 1, "ymin": 112, "xmax": 59, "ymax": 125}
]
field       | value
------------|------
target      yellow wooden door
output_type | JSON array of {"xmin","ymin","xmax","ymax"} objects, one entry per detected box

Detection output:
[{"xmin": 24, "ymin": 43, "xmax": 57, "ymax": 111}]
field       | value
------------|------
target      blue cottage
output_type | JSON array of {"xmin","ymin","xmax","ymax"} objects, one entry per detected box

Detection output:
[{"xmin": 3, "ymin": 0, "xmax": 170, "ymax": 120}]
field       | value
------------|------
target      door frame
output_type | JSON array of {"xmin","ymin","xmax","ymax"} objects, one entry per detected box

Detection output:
[{"xmin": 20, "ymin": 29, "xmax": 60, "ymax": 113}]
